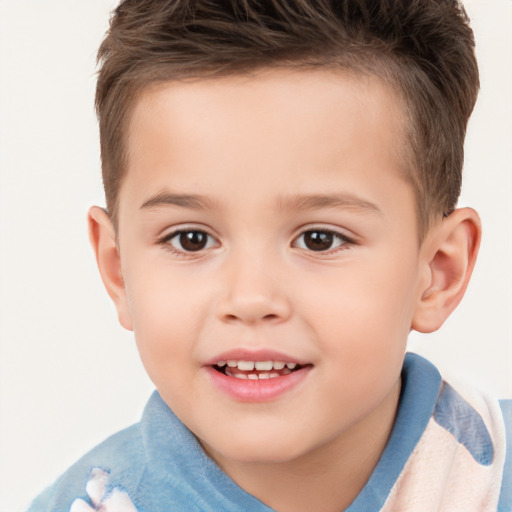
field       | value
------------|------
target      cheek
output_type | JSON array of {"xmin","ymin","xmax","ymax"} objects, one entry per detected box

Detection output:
[
  {"xmin": 300, "ymin": 252, "xmax": 418, "ymax": 373},
  {"xmin": 123, "ymin": 265, "xmax": 209, "ymax": 378}
]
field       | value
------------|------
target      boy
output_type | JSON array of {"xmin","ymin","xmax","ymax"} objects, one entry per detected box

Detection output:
[{"xmin": 27, "ymin": 0, "xmax": 511, "ymax": 511}]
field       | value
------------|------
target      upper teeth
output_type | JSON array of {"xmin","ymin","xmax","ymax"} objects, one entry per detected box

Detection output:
[{"xmin": 217, "ymin": 360, "xmax": 297, "ymax": 371}]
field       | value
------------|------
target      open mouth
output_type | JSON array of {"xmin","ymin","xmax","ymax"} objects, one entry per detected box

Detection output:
[{"xmin": 212, "ymin": 360, "xmax": 306, "ymax": 380}]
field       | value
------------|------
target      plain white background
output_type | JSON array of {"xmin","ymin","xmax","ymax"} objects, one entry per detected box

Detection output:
[{"xmin": 0, "ymin": 1, "xmax": 511, "ymax": 510}]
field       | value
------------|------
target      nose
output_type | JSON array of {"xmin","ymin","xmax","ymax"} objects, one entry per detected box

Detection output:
[{"xmin": 215, "ymin": 251, "xmax": 292, "ymax": 326}]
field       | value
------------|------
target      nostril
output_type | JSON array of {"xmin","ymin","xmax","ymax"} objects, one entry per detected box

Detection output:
[{"xmin": 222, "ymin": 313, "xmax": 280, "ymax": 323}]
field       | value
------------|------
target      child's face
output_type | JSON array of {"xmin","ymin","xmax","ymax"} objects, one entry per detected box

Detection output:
[{"xmin": 114, "ymin": 69, "xmax": 428, "ymax": 465}]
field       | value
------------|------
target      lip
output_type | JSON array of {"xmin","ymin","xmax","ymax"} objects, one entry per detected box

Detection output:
[
  {"xmin": 205, "ymin": 365, "xmax": 311, "ymax": 402},
  {"xmin": 203, "ymin": 349, "xmax": 312, "ymax": 402}
]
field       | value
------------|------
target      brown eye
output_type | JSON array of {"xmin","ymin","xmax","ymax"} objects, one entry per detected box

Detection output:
[
  {"xmin": 294, "ymin": 229, "xmax": 348, "ymax": 252},
  {"xmin": 180, "ymin": 231, "xmax": 207, "ymax": 251},
  {"xmin": 168, "ymin": 230, "xmax": 217, "ymax": 252}
]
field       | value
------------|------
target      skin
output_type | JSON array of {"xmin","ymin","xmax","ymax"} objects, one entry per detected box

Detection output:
[{"xmin": 89, "ymin": 68, "xmax": 481, "ymax": 512}]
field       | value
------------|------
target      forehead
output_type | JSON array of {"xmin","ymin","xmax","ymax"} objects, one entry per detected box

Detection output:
[{"xmin": 121, "ymin": 68, "xmax": 409, "ymax": 214}]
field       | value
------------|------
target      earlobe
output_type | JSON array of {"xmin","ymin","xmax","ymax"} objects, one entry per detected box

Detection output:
[
  {"xmin": 88, "ymin": 206, "xmax": 133, "ymax": 331},
  {"xmin": 412, "ymin": 208, "xmax": 481, "ymax": 333}
]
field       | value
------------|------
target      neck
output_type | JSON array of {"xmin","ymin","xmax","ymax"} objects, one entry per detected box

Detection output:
[{"xmin": 206, "ymin": 379, "xmax": 401, "ymax": 512}]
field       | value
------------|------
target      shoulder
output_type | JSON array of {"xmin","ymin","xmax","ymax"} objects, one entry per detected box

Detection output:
[
  {"xmin": 412, "ymin": 356, "xmax": 510, "ymax": 484},
  {"xmin": 372, "ymin": 354, "xmax": 511, "ymax": 512},
  {"xmin": 430, "ymin": 380, "xmax": 512, "ymax": 511},
  {"xmin": 25, "ymin": 392, "xmax": 243, "ymax": 512},
  {"xmin": 27, "ymin": 423, "xmax": 146, "ymax": 512},
  {"xmin": 401, "ymin": 353, "xmax": 508, "ymax": 461}
]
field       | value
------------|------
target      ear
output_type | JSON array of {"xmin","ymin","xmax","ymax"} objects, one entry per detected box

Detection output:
[
  {"xmin": 412, "ymin": 207, "xmax": 481, "ymax": 333},
  {"xmin": 88, "ymin": 206, "xmax": 133, "ymax": 331}
]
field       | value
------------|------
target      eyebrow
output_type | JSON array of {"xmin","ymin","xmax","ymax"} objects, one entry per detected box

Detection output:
[
  {"xmin": 140, "ymin": 191, "xmax": 382, "ymax": 215},
  {"xmin": 140, "ymin": 192, "xmax": 219, "ymax": 211},
  {"xmin": 278, "ymin": 193, "xmax": 382, "ymax": 215}
]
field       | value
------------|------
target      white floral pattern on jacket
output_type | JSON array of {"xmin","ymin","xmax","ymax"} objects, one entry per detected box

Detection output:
[{"xmin": 69, "ymin": 468, "xmax": 138, "ymax": 512}]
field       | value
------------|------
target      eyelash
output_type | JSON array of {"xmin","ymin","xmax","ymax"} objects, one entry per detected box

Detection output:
[
  {"xmin": 157, "ymin": 228, "xmax": 219, "ymax": 257},
  {"xmin": 292, "ymin": 228, "xmax": 354, "ymax": 254},
  {"xmin": 157, "ymin": 226, "xmax": 355, "ymax": 257}
]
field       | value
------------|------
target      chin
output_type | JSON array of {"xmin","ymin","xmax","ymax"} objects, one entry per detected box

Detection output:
[{"xmin": 201, "ymin": 430, "xmax": 313, "ymax": 466}]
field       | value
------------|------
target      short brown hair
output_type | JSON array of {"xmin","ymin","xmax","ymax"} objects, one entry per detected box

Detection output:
[{"xmin": 96, "ymin": 0, "xmax": 479, "ymax": 237}]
